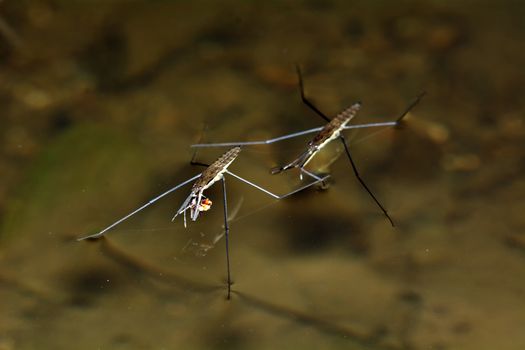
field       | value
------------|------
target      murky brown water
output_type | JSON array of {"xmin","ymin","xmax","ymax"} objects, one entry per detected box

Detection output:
[{"xmin": 1, "ymin": 1, "xmax": 525, "ymax": 349}]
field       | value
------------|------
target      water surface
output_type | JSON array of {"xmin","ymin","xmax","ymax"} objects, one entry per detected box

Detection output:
[{"xmin": 1, "ymin": 1, "xmax": 524, "ymax": 349}]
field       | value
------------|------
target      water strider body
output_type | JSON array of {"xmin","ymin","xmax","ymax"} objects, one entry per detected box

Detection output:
[
  {"xmin": 272, "ymin": 102, "xmax": 362, "ymax": 175},
  {"xmin": 78, "ymin": 146, "xmax": 329, "ymax": 299},
  {"xmin": 174, "ymin": 146, "xmax": 241, "ymax": 226},
  {"xmin": 191, "ymin": 65, "xmax": 425, "ymax": 227}
]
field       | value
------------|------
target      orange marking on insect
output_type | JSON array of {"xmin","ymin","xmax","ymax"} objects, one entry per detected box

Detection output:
[{"xmin": 198, "ymin": 198, "xmax": 212, "ymax": 211}]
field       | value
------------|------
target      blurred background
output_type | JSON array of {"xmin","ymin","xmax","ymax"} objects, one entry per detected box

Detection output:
[{"xmin": 1, "ymin": 1, "xmax": 524, "ymax": 349}]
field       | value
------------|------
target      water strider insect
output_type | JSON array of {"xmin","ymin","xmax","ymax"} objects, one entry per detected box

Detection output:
[
  {"xmin": 191, "ymin": 66, "xmax": 425, "ymax": 227},
  {"xmin": 78, "ymin": 146, "xmax": 329, "ymax": 299}
]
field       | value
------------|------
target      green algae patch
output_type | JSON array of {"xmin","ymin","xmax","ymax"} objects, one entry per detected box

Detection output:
[{"xmin": 1, "ymin": 124, "xmax": 154, "ymax": 244}]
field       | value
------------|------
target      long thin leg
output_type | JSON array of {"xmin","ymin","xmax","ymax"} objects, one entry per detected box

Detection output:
[
  {"xmin": 221, "ymin": 177, "xmax": 232, "ymax": 300},
  {"xmin": 191, "ymin": 92, "xmax": 426, "ymax": 149},
  {"xmin": 172, "ymin": 193, "xmax": 193, "ymax": 225},
  {"xmin": 397, "ymin": 91, "xmax": 426, "ymax": 123},
  {"xmin": 300, "ymin": 168, "xmax": 323, "ymax": 181},
  {"xmin": 190, "ymin": 156, "xmax": 210, "ymax": 168},
  {"xmin": 191, "ymin": 192, "xmax": 203, "ymax": 221},
  {"xmin": 190, "ymin": 109, "xmax": 426, "ymax": 148},
  {"xmin": 190, "ymin": 144, "xmax": 211, "ymax": 167},
  {"xmin": 225, "ymin": 170, "xmax": 329, "ymax": 200},
  {"xmin": 296, "ymin": 64, "xmax": 331, "ymax": 122},
  {"xmin": 343, "ymin": 121, "xmax": 397, "ymax": 131},
  {"xmin": 191, "ymin": 120, "xmax": 404, "ymax": 148},
  {"xmin": 191, "ymin": 161, "xmax": 209, "ymax": 167},
  {"xmin": 342, "ymin": 92, "xmax": 426, "ymax": 131},
  {"xmin": 271, "ymin": 148, "xmax": 313, "ymax": 175},
  {"xmin": 300, "ymin": 168, "xmax": 329, "ymax": 188},
  {"xmin": 190, "ymin": 126, "xmax": 324, "ymax": 148},
  {"xmin": 339, "ymin": 136, "xmax": 394, "ymax": 227},
  {"xmin": 77, "ymin": 173, "xmax": 202, "ymax": 241}
]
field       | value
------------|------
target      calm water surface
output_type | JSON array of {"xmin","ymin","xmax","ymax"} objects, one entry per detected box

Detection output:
[{"xmin": 1, "ymin": 1, "xmax": 524, "ymax": 349}]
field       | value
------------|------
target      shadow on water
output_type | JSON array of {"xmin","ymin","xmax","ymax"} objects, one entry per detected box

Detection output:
[{"xmin": 80, "ymin": 238, "xmax": 403, "ymax": 350}]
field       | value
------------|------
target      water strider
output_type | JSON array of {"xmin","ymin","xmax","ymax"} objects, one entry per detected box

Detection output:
[
  {"xmin": 191, "ymin": 66, "xmax": 425, "ymax": 227},
  {"xmin": 78, "ymin": 146, "xmax": 329, "ymax": 299}
]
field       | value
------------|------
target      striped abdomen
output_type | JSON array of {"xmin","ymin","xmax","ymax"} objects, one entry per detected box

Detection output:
[
  {"xmin": 309, "ymin": 102, "xmax": 361, "ymax": 148},
  {"xmin": 192, "ymin": 146, "xmax": 241, "ymax": 192}
]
